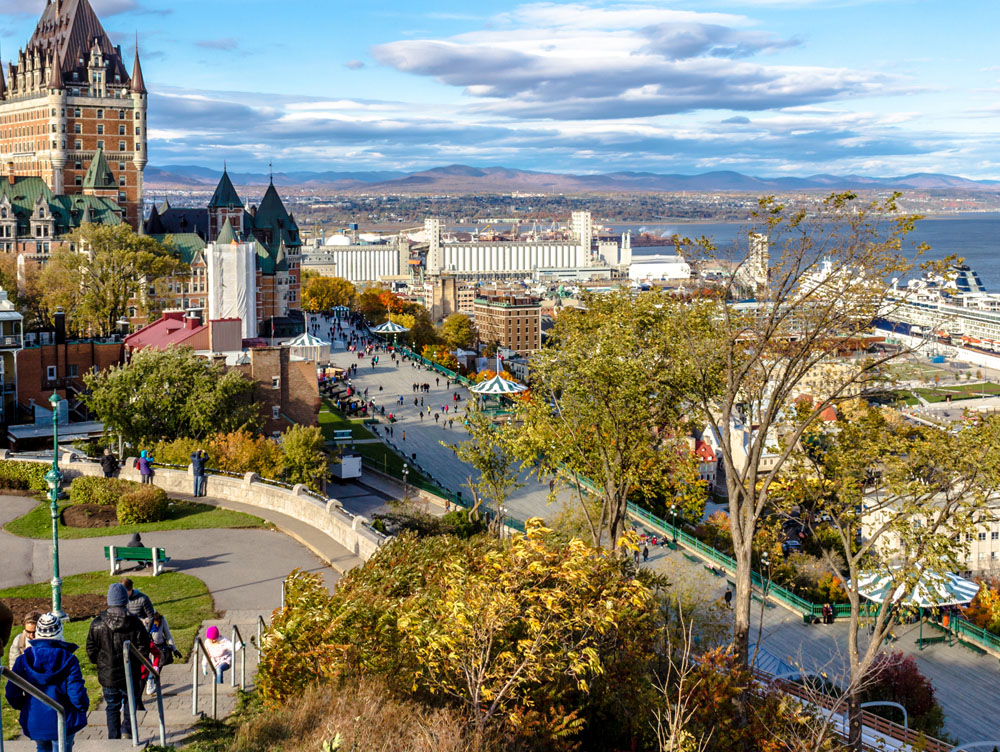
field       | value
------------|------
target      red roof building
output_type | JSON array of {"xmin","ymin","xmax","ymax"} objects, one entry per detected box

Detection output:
[{"xmin": 124, "ymin": 311, "xmax": 243, "ymax": 354}]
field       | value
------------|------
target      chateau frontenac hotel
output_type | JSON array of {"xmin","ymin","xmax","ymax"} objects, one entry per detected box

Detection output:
[{"xmin": 0, "ymin": 0, "xmax": 147, "ymax": 255}]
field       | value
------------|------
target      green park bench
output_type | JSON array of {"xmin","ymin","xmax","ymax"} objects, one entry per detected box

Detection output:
[
  {"xmin": 103, "ymin": 545, "xmax": 170, "ymax": 576},
  {"xmin": 331, "ymin": 429, "xmax": 353, "ymax": 442}
]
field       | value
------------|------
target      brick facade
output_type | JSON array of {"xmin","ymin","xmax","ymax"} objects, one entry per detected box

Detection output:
[
  {"xmin": 228, "ymin": 346, "xmax": 320, "ymax": 434},
  {"xmin": 0, "ymin": 0, "xmax": 146, "ymax": 241},
  {"xmin": 17, "ymin": 339, "xmax": 123, "ymax": 408}
]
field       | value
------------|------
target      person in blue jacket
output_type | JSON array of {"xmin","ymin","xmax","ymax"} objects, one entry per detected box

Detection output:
[{"xmin": 4, "ymin": 612, "xmax": 89, "ymax": 752}]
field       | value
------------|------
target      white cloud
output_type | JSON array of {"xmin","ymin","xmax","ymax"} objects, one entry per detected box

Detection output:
[{"xmin": 373, "ymin": 2, "xmax": 894, "ymax": 120}]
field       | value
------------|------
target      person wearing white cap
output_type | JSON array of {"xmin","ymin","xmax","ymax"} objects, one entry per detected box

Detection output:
[{"xmin": 4, "ymin": 613, "xmax": 89, "ymax": 752}]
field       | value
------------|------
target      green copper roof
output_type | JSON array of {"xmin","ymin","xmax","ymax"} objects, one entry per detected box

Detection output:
[
  {"xmin": 82, "ymin": 148, "xmax": 116, "ymax": 190},
  {"xmin": 208, "ymin": 170, "xmax": 242, "ymax": 209},
  {"xmin": 0, "ymin": 177, "xmax": 122, "ymax": 236},
  {"xmin": 216, "ymin": 217, "xmax": 238, "ymax": 244},
  {"xmin": 152, "ymin": 233, "xmax": 206, "ymax": 265},
  {"xmin": 253, "ymin": 238, "xmax": 274, "ymax": 274}
]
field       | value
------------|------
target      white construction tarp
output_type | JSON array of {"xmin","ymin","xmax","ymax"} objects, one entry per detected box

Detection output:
[{"xmin": 207, "ymin": 241, "xmax": 257, "ymax": 339}]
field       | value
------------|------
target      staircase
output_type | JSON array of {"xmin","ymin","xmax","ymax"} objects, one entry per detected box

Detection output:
[{"xmin": 2, "ymin": 614, "xmax": 265, "ymax": 751}]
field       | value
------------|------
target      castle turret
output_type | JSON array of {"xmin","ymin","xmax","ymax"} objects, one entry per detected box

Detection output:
[{"xmin": 131, "ymin": 47, "xmax": 148, "ymax": 228}]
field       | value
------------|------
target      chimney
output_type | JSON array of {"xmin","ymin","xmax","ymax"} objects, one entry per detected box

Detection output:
[
  {"xmin": 54, "ymin": 307, "xmax": 66, "ymax": 345},
  {"xmin": 184, "ymin": 312, "xmax": 200, "ymax": 330}
]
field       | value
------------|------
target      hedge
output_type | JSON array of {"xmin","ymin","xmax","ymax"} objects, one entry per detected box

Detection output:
[
  {"xmin": 117, "ymin": 486, "xmax": 169, "ymax": 524},
  {"xmin": 69, "ymin": 476, "xmax": 144, "ymax": 506},
  {"xmin": 0, "ymin": 461, "xmax": 49, "ymax": 492}
]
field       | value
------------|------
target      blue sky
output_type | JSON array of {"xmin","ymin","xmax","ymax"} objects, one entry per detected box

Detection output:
[{"xmin": 2, "ymin": 0, "xmax": 999, "ymax": 177}]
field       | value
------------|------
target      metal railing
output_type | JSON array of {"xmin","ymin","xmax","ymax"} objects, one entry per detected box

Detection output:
[
  {"xmin": 122, "ymin": 640, "xmax": 166, "ymax": 748},
  {"xmin": 191, "ymin": 638, "xmax": 219, "ymax": 720},
  {"xmin": 0, "ymin": 665, "xmax": 67, "ymax": 752},
  {"xmin": 231, "ymin": 626, "xmax": 248, "ymax": 691}
]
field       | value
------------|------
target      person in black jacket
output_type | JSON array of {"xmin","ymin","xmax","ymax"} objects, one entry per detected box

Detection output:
[
  {"xmin": 86, "ymin": 584, "xmax": 151, "ymax": 740},
  {"xmin": 100, "ymin": 448, "xmax": 120, "ymax": 478}
]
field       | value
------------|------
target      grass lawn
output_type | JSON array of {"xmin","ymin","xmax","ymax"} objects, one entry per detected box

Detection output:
[
  {"xmin": 318, "ymin": 399, "xmax": 378, "ymax": 440},
  {"xmin": 1, "ymin": 571, "xmax": 216, "ymax": 740},
  {"xmin": 3, "ymin": 499, "xmax": 267, "ymax": 540}
]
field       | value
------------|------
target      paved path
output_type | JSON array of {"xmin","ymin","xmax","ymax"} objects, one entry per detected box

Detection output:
[
  {"xmin": 317, "ymin": 313, "xmax": 575, "ymax": 524},
  {"xmin": 0, "ymin": 495, "xmax": 339, "ymax": 612},
  {"xmin": 634, "ymin": 520, "xmax": 1000, "ymax": 744}
]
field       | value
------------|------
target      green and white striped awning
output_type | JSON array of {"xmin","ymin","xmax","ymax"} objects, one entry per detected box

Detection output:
[
  {"xmin": 373, "ymin": 320, "xmax": 410, "ymax": 334},
  {"xmin": 471, "ymin": 374, "xmax": 528, "ymax": 395},
  {"xmin": 853, "ymin": 568, "xmax": 981, "ymax": 609}
]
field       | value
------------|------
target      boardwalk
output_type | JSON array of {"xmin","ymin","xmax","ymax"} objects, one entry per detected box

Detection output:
[{"xmin": 638, "ymin": 530, "xmax": 1000, "ymax": 744}]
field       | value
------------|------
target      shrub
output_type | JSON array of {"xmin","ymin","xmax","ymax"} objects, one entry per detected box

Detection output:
[
  {"xmin": 70, "ymin": 476, "xmax": 142, "ymax": 506},
  {"xmin": 280, "ymin": 425, "xmax": 327, "ymax": 491},
  {"xmin": 209, "ymin": 430, "xmax": 285, "ymax": 480},
  {"xmin": 117, "ymin": 485, "xmax": 169, "ymax": 524},
  {"xmin": 0, "ymin": 461, "xmax": 49, "ymax": 492},
  {"xmin": 150, "ymin": 437, "xmax": 202, "ymax": 467},
  {"xmin": 441, "ymin": 508, "xmax": 486, "ymax": 538},
  {"xmin": 860, "ymin": 651, "xmax": 945, "ymax": 737}
]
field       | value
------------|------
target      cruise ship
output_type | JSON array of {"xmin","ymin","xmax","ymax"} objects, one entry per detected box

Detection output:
[{"xmin": 874, "ymin": 264, "xmax": 1000, "ymax": 367}]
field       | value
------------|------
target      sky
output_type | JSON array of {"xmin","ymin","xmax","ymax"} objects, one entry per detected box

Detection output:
[{"xmin": 1, "ymin": 0, "xmax": 999, "ymax": 178}]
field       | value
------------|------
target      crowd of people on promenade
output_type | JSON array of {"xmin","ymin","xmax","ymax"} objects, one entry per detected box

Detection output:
[{"xmin": 0, "ymin": 569, "xmax": 233, "ymax": 749}]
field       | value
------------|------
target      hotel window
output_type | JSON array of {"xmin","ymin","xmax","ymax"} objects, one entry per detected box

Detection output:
[
  {"xmin": 119, "ymin": 110, "xmax": 126, "ymax": 119},
  {"xmin": 97, "ymin": 125, "xmax": 103, "ymax": 135},
  {"xmin": 96, "ymin": 110, "xmax": 103, "ymax": 119},
  {"xmin": 119, "ymin": 141, "xmax": 126, "ymax": 152},
  {"xmin": 993, "ymin": 532, "xmax": 999, "ymax": 540},
  {"xmin": 74, "ymin": 124, "xmax": 81, "ymax": 134},
  {"xmin": 271, "ymin": 377, "xmax": 280, "ymax": 390},
  {"xmin": 75, "ymin": 139, "xmax": 82, "ymax": 149},
  {"xmin": 46, "ymin": 366, "xmax": 57, "ymax": 381},
  {"xmin": 97, "ymin": 140, "xmax": 104, "ymax": 149},
  {"xmin": 67, "ymin": 364, "xmax": 79, "ymax": 378},
  {"xmin": 979, "ymin": 532, "xmax": 987, "ymax": 541},
  {"xmin": 119, "ymin": 125, "xmax": 126, "ymax": 135},
  {"xmin": 272, "ymin": 405, "xmax": 280, "ymax": 420}
]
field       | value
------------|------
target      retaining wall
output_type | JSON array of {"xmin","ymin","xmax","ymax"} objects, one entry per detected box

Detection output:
[{"xmin": 0, "ymin": 453, "xmax": 387, "ymax": 562}]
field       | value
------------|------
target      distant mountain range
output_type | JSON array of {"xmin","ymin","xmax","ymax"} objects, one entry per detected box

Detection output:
[{"xmin": 145, "ymin": 164, "xmax": 1000, "ymax": 194}]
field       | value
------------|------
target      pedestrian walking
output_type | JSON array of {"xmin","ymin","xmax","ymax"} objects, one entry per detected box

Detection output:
[
  {"xmin": 402, "ymin": 430, "xmax": 406, "ymax": 441},
  {"xmin": 86, "ymin": 584, "xmax": 151, "ymax": 740},
  {"xmin": 146, "ymin": 613, "xmax": 180, "ymax": 695},
  {"xmin": 419, "ymin": 412, "xmax": 424, "ymax": 421},
  {"xmin": 137, "ymin": 450, "xmax": 153, "ymax": 484},
  {"xmin": 121, "ymin": 577, "xmax": 155, "ymax": 628},
  {"xmin": 436, "ymin": 377, "xmax": 439, "ymax": 386},
  {"xmin": 434, "ymin": 413, "xmax": 439, "ymax": 423},
  {"xmin": 8, "ymin": 611, "xmax": 42, "ymax": 667},
  {"xmin": 190, "ymin": 448, "xmax": 208, "ymax": 497},
  {"xmin": 724, "ymin": 588, "xmax": 733, "ymax": 609},
  {"xmin": 201, "ymin": 626, "xmax": 233, "ymax": 685},
  {"xmin": 642, "ymin": 545, "xmax": 649, "ymax": 562},
  {"xmin": 101, "ymin": 448, "xmax": 120, "ymax": 478},
  {"xmin": 6, "ymin": 613, "xmax": 89, "ymax": 752}
]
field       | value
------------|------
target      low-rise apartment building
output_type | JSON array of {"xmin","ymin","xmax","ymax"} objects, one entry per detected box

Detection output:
[{"xmin": 473, "ymin": 290, "xmax": 542, "ymax": 355}]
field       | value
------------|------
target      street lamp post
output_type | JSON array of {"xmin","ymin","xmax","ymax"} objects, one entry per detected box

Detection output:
[
  {"xmin": 760, "ymin": 552, "xmax": 771, "ymax": 600},
  {"xmin": 402, "ymin": 463, "xmax": 409, "ymax": 499},
  {"xmin": 45, "ymin": 391, "xmax": 67, "ymax": 621},
  {"xmin": 670, "ymin": 503, "xmax": 678, "ymax": 544}
]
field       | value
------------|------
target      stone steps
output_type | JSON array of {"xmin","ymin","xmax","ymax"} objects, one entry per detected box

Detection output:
[{"xmin": 3, "ymin": 619, "xmax": 265, "ymax": 748}]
